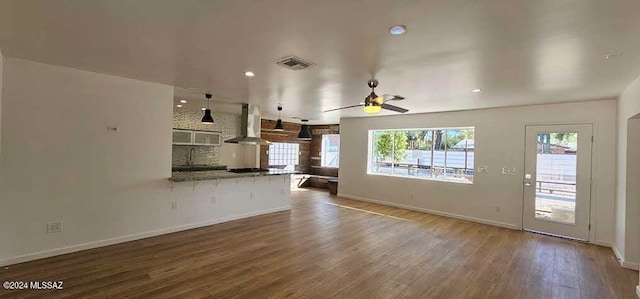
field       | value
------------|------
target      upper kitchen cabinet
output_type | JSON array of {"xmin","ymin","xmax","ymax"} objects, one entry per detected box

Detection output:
[
  {"xmin": 172, "ymin": 129, "xmax": 193, "ymax": 145},
  {"xmin": 172, "ymin": 129, "xmax": 221, "ymax": 146},
  {"xmin": 193, "ymin": 131, "xmax": 221, "ymax": 146}
]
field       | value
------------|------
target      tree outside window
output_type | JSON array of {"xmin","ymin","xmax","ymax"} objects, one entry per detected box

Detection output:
[{"xmin": 369, "ymin": 127, "xmax": 475, "ymax": 183}]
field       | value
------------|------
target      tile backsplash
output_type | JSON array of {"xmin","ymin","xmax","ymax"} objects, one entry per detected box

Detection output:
[
  {"xmin": 172, "ymin": 108, "xmax": 241, "ymax": 166},
  {"xmin": 172, "ymin": 146, "xmax": 219, "ymax": 166}
]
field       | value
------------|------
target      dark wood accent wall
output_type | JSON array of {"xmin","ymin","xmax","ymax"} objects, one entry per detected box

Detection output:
[
  {"xmin": 259, "ymin": 120, "xmax": 339, "ymax": 177},
  {"xmin": 259, "ymin": 119, "xmax": 311, "ymax": 173}
]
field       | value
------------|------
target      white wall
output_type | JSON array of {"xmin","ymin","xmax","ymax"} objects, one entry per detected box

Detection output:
[
  {"xmin": 625, "ymin": 118, "xmax": 640, "ymax": 266},
  {"xmin": 0, "ymin": 46, "xmax": 3, "ymax": 159},
  {"xmin": 339, "ymin": 100, "xmax": 617, "ymax": 245},
  {"xmin": 615, "ymin": 75, "xmax": 640, "ymax": 272},
  {"xmin": 0, "ymin": 58, "xmax": 289, "ymax": 265}
]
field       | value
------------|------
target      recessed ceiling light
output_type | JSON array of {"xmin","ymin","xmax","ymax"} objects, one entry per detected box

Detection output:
[
  {"xmin": 244, "ymin": 71, "xmax": 255, "ymax": 77},
  {"xmin": 471, "ymin": 88, "xmax": 482, "ymax": 93},
  {"xmin": 180, "ymin": 100, "xmax": 187, "ymax": 103},
  {"xmin": 389, "ymin": 25, "xmax": 407, "ymax": 35},
  {"xmin": 176, "ymin": 104, "xmax": 183, "ymax": 108}
]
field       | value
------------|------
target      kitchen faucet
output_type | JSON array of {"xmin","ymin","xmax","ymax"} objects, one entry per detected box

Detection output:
[{"xmin": 186, "ymin": 147, "xmax": 196, "ymax": 166}]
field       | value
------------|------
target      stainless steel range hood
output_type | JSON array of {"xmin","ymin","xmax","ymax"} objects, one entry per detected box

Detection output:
[{"xmin": 224, "ymin": 104, "xmax": 270, "ymax": 145}]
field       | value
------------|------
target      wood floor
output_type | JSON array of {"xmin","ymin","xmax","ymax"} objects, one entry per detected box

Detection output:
[{"xmin": 1, "ymin": 189, "xmax": 638, "ymax": 298}]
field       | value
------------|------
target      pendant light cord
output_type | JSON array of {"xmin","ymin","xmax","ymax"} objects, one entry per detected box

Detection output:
[{"xmin": 205, "ymin": 93, "xmax": 212, "ymax": 109}]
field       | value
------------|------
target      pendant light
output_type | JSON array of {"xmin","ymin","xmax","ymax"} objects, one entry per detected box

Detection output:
[
  {"xmin": 274, "ymin": 105, "xmax": 284, "ymax": 131},
  {"xmin": 297, "ymin": 119, "xmax": 312, "ymax": 140},
  {"xmin": 201, "ymin": 93, "xmax": 214, "ymax": 124}
]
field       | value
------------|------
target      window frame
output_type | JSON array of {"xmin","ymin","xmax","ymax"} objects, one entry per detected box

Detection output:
[
  {"xmin": 366, "ymin": 127, "xmax": 475, "ymax": 184},
  {"xmin": 320, "ymin": 134, "xmax": 340, "ymax": 168},
  {"xmin": 268, "ymin": 142, "xmax": 300, "ymax": 167}
]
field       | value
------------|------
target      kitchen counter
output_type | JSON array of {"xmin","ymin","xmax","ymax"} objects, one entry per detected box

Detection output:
[
  {"xmin": 171, "ymin": 165, "xmax": 227, "ymax": 172},
  {"xmin": 170, "ymin": 169, "xmax": 298, "ymax": 182}
]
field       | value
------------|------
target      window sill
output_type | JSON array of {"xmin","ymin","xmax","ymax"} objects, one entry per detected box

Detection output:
[{"xmin": 366, "ymin": 172, "xmax": 473, "ymax": 185}]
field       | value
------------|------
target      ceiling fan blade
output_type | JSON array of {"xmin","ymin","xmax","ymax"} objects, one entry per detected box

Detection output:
[
  {"xmin": 382, "ymin": 94, "xmax": 406, "ymax": 102},
  {"xmin": 381, "ymin": 103, "xmax": 409, "ymax": 113},
  {"xmin": 323, "ymin": 104, "xmax": 364, "ymax": 113}
]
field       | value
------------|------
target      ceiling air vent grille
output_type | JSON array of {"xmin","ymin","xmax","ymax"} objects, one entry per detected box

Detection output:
[{"xmin": 275, "ymin": 56, "xmax": 315, "ymax": 71}]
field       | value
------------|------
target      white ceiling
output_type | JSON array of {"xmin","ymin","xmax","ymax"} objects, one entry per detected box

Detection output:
[{"xmin": 1, "ymin": 0, "xmax": 639, "ymax": 124}]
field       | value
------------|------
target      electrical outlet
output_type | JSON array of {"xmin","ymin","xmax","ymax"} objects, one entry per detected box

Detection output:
[
  {"xmin": 494, "ymin": 205, "xmax": 501, "ymax": 212},
  {"xmin": 409, "ymin": 193, "xmax": 414, "ymax": 199},
  {"xmin": 249, "ymin": 192, "xmax": 254, "ymax": 199},
  {"xmin": 211, "ymin": 196, "xmax": 216, "ymax": 205},
  {"xmin": 171, "ymin": 202, "xmax": 178, "ymax": 210},
  {"xmin": 280, "ymin": 188, "xmax": 284, "ymax": 195},
  {"xmin": 47, "ymin": 221, "xmax": 63, "ymax": 233}
]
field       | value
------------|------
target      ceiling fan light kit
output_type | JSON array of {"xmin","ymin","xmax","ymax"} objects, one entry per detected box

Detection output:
[
  {"xmin": 364, "ymin": 104, "xmax": 382, "ymax": 114},
  {"xmin": 322, "ymin": 79, "xmax": 409, "ymax": 114},
  {"xmin": 201, "ymin": 93, "xmax": 214, "ymax": 124}
]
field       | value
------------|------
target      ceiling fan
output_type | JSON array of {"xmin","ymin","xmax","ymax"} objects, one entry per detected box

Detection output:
[{"xmin": 323, "ymin": 79, "xmax": 409, "ymax": 114}]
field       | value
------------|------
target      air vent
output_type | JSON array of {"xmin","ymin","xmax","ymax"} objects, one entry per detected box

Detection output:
[{"xmin": 275, "ymin": 56, "xmax": 315, "ymax": 71}]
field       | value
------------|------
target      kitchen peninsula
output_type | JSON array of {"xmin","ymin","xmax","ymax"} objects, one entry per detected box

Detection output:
[{"xmin": 167, "ymin": 168, "xmax": 296, "ymax": 229}]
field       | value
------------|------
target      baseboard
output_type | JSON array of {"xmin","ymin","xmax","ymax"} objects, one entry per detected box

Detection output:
[
  {"xmin": 591, "ymin": 240, "xmax": 612, "ymax": 247},
  {"xmin": 337, "ymin": 193, "xmax": 521, "ymax": 230},
  {"xmin": 0, "ymin": 206, "xmax": 291, "ymax": 267},
  {"xmin": 621, "ymin": 260, "xmax": 640, "ymax": 271},
  {"xmin": 612, "ymin": 244, "xmax": 623, "ymax": 261},
  {"xmin": 612, "ymin": 244, "xmax": 640, "ymax": 271}
]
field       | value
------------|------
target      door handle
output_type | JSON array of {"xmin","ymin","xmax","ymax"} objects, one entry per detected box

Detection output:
[{"xmin": 524, "ymin": 182, "xmax": 532, "ymax": 187}]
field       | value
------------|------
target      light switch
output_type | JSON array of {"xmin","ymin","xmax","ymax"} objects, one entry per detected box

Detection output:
[{"xmin": 502, "ymin": 168, "xmax": 516, "ymax": 175}]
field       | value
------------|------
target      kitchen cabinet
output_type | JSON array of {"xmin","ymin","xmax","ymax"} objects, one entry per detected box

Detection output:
[
  {"xmin": 193, "ymin": 131, "xmax": 221, "ymax": 146},
  {"xmin": 172, "ymin": 129, "xmax": 193, "ymax": 145},
  {"xmin": 172, "ymin": 129, "xmax": 221, "ymax": 146}
]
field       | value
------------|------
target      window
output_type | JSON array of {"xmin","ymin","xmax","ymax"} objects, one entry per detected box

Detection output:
[
  {"xmin": 368, "ymin": 127, "xmax": 474, "ymax": 183},
  {"xmin": 268, "ymin": 143, "xmax": 299, "ymax": 169},
  {"xmin": 321, "ymin": 134, "xmax": 340, "ymax": 167}
]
